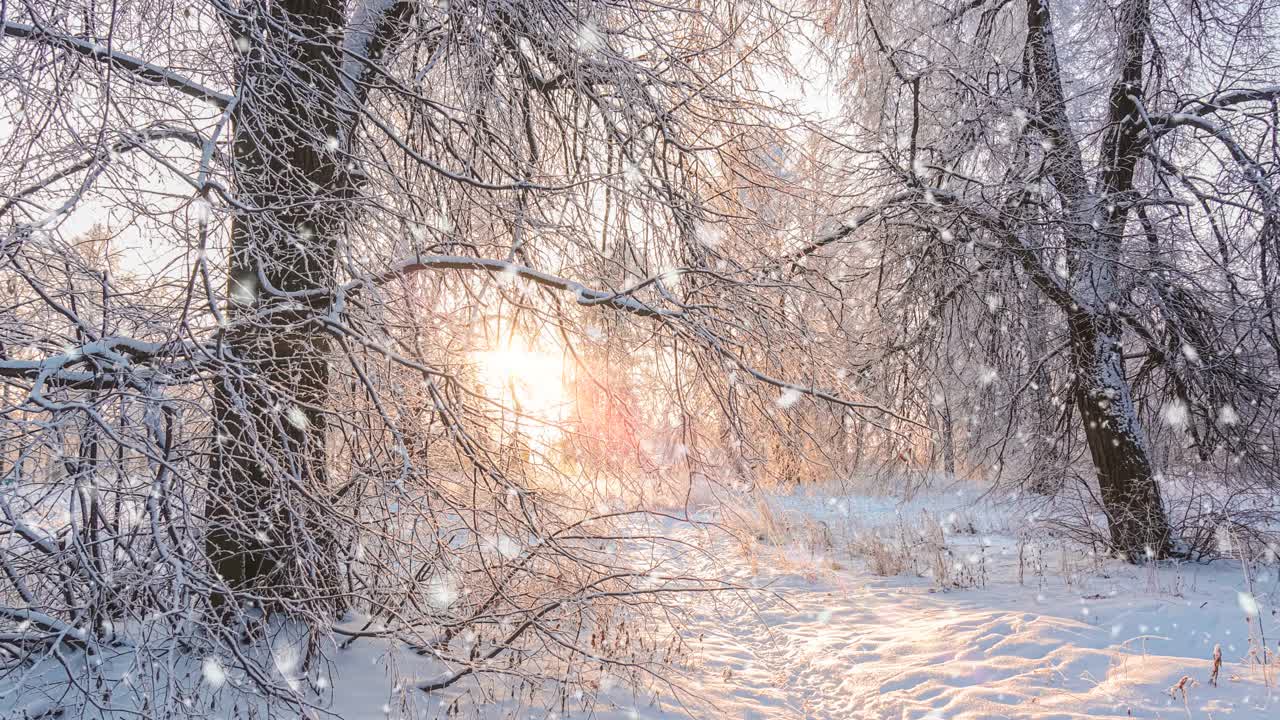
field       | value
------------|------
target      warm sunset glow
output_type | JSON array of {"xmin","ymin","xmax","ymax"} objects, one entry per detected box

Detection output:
[{"xmin": 472, "ymin": 338, "xmax": 573, "ymax": 445}]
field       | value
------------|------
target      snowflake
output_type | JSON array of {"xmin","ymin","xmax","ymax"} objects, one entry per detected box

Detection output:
[
  {"xmin": 1217, "ymin": 404, "xmax": 1240, "ymax": 426},
  {"xmin": 576, "ymin": 24, "xmax": 606, "ymax": 54},
  {"xmin": 428, "ymin": 574, "xmax": 460, "ymax": 609},
  {"xmin": 1215, "ymin": 525, "xmax": 1234, "ymax": 554},
  {"xmin": 623, "ymin": 160, "xmax": 643, "ymax": 186},
  {"xmin": 230, "ymin": 271, "xmax": 257, "ymax": 305},
  {"xmin": 202, "ymin": 656, "xmax": 227, "ymax": 689},
  {"xmin": 431, "ymin": 213, "xmax": 454, "ymax": 234},
  {"xmin": 1161, "ymin": 400, "xmax": 1188, "ymax": 428},
  {"xmin": 486, "ymin": 534, "xmax": 522, "ymax": 559},
  {"xmin": 285, "ymin": 406, "xmax": 309, "ymax": 431},
  {"xmin": 500, "ymin": 263, "xmax": 523, "ymax": 289},
  {"xmin": 776, "ymin": 387, "xmax": 802, "ymax": 409},
  {"xmin": 191, "ymin": 198, "xmax": 212, "ymax": 223},
  {"xmin": 1054, "ymin": 254, "xmax": 1070, "ymax": 280},
  {"xmin": 659, "ymin": 266, "xmax": 682, "ymax": 291},
  {"xmin": 697, "ymin": 223, "xmax": 723, "ymax": 247}
]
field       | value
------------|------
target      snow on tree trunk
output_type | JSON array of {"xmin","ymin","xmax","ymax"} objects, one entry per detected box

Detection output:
[
  {"xmin": 1025, "ymin": 0, "xmax": 1176, "ymax": 559},
  {"xmin": 1068, "ymin": 312, "xmax": 1173, "ymax": 560},
  {"xmin": 206, "ymin": 0, "xmax": 348, "ymax": 608}
]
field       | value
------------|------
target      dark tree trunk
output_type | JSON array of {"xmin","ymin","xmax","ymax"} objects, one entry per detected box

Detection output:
[
  {"xmin": 1068, "ymin": 313, "xmax": 1174, "ymax": 560},
  {"xmin": 1025, "ymin": 0, "xmax": 1176, "ymax": 559},
  {"xmin": 206, "ymin": 0, "xmax": 347, "ymax": 609}
]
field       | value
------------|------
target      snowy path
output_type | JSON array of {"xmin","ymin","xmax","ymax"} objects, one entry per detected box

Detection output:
[
  {"xmin": 7, "ymin": 493, "xmax": 1270, "ymax": 720},
  {"xmin": 607, "ymin": 517, "xmax": 1277, "ymax": 720}
]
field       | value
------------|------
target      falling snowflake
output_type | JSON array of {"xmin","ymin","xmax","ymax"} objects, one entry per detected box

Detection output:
[
  {"xmin": 500, "ymin": 263, "xmax": 522, "ymax": 288},
  {"xmin": 202, "ymin": 656, "xmax": 227, "ymax": 689},
  {"xmin": 285, "ymin": 406, "xmax": 309, "ymax": 431},
  {"xmin": 1237, "ymin": 591, "xmax": 1259, "ymax": 617},
  {"xmin": 1053, "ymin": 254, "xmax": 1070, "ymax": 280},
  {"xmin": 1217, "ymin": 404, "xmax": 1240, "ymax": 426},
  {"xmin": 1161, "ymin": 400, "xmax": 1189, "ymax": 428},
  {"xmin": 517, "ymin": 36, "xmax": 536, "ymax": 60},
  {"xmin": 697, "ymin": 223, "xmax": 724, "ymax": 247},
  {"xmin": 191, "ymin": 198, "xmax": 212, "ymax": 223},
  {"xmin": 1181, "ymin": 344, "xmax": 1200, "ymax": 363},
  {"xmin": 576, "ymin": 24, "xmax": 606, "ymax": 54},
  {"xmin": 428, "ymin": 574, "xmax": 460, "ymax": 609},
  {"xmin": 431, "ymin": 213, "xmax": 454, "ymax": 234},
  {"xmin": 623, "ymin": 160, "xmax": 643, "ymax": 186},
  {"xmin": 1215, "ymin": 525, "xmax": 1234, "ymax": 554},
  {"xmin": 776, "ymin": 387, "xmax": 802, "ymax": 408},
  {"xmin": 230, "ymin": 271, "xmax": 257, "ymax": 305},
  {"xmin": 486, "ymin": 534, "xmax": 522, "ymax": 559}
]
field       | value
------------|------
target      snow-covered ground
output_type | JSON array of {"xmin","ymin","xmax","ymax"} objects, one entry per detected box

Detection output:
[
  {"xmin": 610, "ymin": 491, "xmax": 1278, "ymax": 718},
  {"xmin": 4, "ymin": 482, "xmax": 1276, "ymax": 719}
]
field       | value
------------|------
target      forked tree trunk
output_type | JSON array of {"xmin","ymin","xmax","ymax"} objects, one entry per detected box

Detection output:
[
  {"xmin": 1025, "ymin": 0, "xmax": 1176, "ymax": 560},
  {"xmin": 206, "ymin": 0, "xmax": 347, "ymax": 608},
  {"xmin": 1068, "ymin": 313, "xmax": 1174, "ymax": 560}
]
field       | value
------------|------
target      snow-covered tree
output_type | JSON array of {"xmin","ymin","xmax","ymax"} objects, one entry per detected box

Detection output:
[{"xmin": 808, "ymin": 0, "xmax": 1280, "ymax": 558}]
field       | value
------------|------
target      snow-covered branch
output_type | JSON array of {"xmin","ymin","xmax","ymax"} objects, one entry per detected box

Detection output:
[
  {"xmin": 357, "ymin": 255, "xmax": 678, "ymax": 319},
  {"xmin": 0, "ymin": 337, "xmax": 192, "ymax": 389},
  {"xmin": 1, "ymin": 21, "xmax": 232, "ymax": 107}
]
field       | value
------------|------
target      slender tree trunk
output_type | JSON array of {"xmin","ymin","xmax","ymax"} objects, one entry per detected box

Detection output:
[
  {"xmin": 1022, "ymin": 287, "xmax": 1065, "ymax": 495},
  {"xmin": 206, "ymin": 0, "xmax": 347, "ymax": 608},
  {"xmin": 934, "ymin": 395, "xmax": 957, "ymax": 478},
  {"xmin": 1068, "ymin": 312, "xmax": 1174, "ymax": 559}
]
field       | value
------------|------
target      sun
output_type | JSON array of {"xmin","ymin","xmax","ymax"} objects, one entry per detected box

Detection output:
[{"xmin": 472, "ymin": 337, "xmax": 573, "ymax": 445}]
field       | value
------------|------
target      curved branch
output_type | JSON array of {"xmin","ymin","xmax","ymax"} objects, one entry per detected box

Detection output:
[{"xmin": 2, "ymin": 21, "xmax": 232, "ymax": 108}]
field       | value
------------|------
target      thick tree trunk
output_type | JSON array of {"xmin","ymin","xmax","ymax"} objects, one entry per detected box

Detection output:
[
  {"xmin": 1025, "ymin": 0, "xmax": 1175, "ymax": 559},
  {"xmin": 1068, "ymin": 313, "xmax": 1174, "ymax": 560},
  {"xmin": 206, "ymin": 0, "xmax": 347, "ymax": 609}
]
